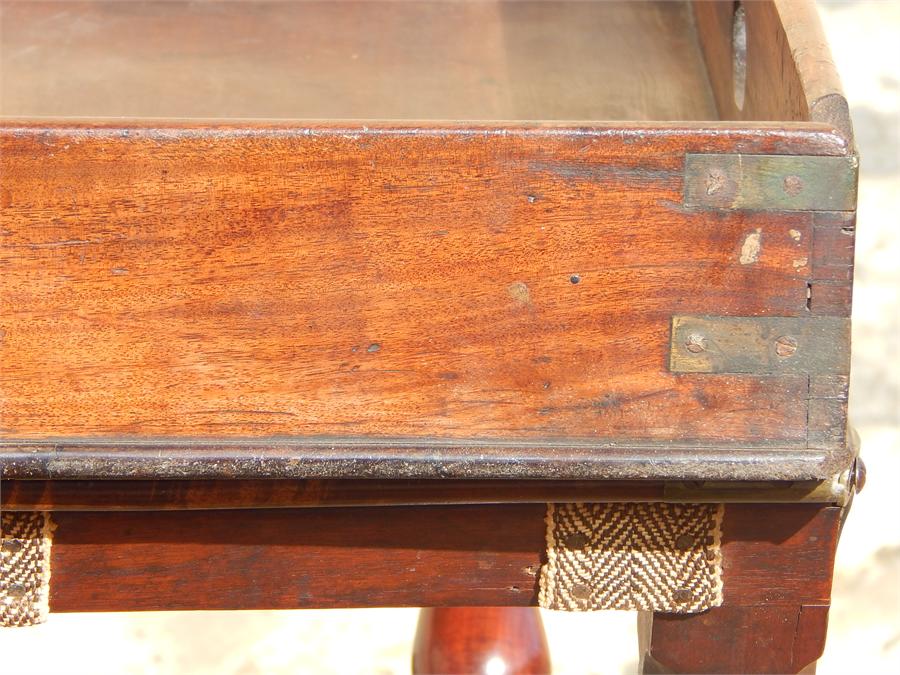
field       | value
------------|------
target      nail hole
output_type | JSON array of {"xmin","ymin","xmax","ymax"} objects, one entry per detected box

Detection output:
[{"xmin": 569, "ymin": 274, "xmax": 581, "ymax": 284}]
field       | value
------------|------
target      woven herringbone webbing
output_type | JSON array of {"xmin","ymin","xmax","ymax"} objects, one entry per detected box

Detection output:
[
  {"xmin": 539, "ymin": 503, "xmax": 723, "ymax": 613},
  {"xmin": 1, "ymin": 511, "xmax": 55, "ymax": 627}
]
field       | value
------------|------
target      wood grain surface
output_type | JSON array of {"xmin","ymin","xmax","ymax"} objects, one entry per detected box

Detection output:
[
  {"xmin": 0, "ymin": 0, "xmax": 716, "ymax": 121},
  {"xmin": 640, "ymin": 604, "xmax": 831, "ymax": 673},
  {"xmin": 44, "ymin": 503, "xmax": 840, "ymax": 612},
  {"xmin": 693, "ymin": 0, "xmax": 852, "ymax": 142},
  {"xmin": 0, "ymin": 122, "xmax": 849, "ymax": 450}
]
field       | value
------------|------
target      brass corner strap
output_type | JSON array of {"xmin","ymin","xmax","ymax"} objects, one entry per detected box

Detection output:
[
  {"xmin": 669, "ymin": 315, "xmax": 850, "ymax": 375},
  {"xmin": 539, "ymin": 502, "xmax": 724, "ymax": 614},
  {"xmin": 1, "ymin": 511, "xmax": 55, "ymax": 627},
  {"xmin": 683, "ymin": 153, "xmax": 858, "ymax": 212}
]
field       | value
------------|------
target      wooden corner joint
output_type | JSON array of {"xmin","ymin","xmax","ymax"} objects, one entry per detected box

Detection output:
[
  {"xmin": 683, "ymin": 153, "xmax": 858, "ymax": 212},
  {"xmin": 669, "ymin": 314, "xmax": 858, "ymax": 501}
]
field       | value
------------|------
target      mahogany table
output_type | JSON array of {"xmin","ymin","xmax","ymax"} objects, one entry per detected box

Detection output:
[{"xmin": 0, "ymin": 1, "xmax": 861, "ymax": 672}]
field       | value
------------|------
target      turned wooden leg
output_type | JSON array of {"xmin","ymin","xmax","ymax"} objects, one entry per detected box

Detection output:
[
  {"xmin": 637, "ymin": 504, "xmax": 843, "ymax": 674},
  {"xmin": 412, "ymin": 607, "xmax": 551, "ymax": 674}
]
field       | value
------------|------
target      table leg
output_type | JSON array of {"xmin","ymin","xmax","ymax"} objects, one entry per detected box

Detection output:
[
  {"xmin": 413, "ymin": 607, "xmax": 551, "ymax": 674},
  {"xmin": 637, "ymin": 503, "xmax": 843, "ymax": 674}
]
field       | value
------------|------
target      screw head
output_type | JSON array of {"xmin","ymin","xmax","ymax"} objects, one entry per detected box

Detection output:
[
  {"xmin": 685, "ymin": 334, "xmax": 707, "ymax": 353},
  {"xmin": 783, "ymin": 175, "xmax": 804, "ymax": 196},
  {"xmin": 774, "ymin": 335, "xmax": 798, "ymax": 357},
  {"xmin": 705, "ymin": 169, "xmax": 727, "ymax": 196},
  {"xmin": 853, "ymin": 457, "xmax": 867, "ymax": 493}
]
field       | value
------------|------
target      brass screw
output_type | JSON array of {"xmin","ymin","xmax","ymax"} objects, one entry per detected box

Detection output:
[
  {"xmin": 706, "ymin": 169, "xmax": 726, "ymax": 196},
  {"xmin": 783, "ymin": 175, "xmax": 804, "ymax": 196},
  {"xmin": 685, "ymin": 334, "xmax": 707, "ymax": 353},
  {"xmin": 853, "ymin": 457, "xmax": 867, "ymax": 493},
  {"xmin": 774, "ymin": 335, "xmax": 798, "ymax": 357}
]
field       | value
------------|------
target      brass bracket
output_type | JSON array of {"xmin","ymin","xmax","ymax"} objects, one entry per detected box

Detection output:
[
  {"xmin": 670, "ymin": 315, "xmax": 850, "ymax": 375},
  {"xmin": 662, "ymin": 480, "xmax": 846, "ymax": 504},
  {"xmin": 684, "ymin": 154, "xmax": 858, "ymax": 211}
]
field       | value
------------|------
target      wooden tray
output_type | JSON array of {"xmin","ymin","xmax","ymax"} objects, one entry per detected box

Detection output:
[{"xmin": 0, "ymin": 1, "xmax": 857, "ymax": 488}]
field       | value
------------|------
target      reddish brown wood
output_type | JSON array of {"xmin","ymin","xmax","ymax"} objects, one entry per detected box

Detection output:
[
  {"xmin": 639, "ymin": 504, "xmax": 841, "ymax": 673},
  {"xmin": 720, "ymin": 505, "xmax": 841, "ymax": 605},
  {"xmin": 413, "ymin": 608, "xmax": 551, "ymax": 675},
  {"xmin": 48, "ymin": 505, "xmax": 546, "ymax": 612},
  {"xmin": 639, "ymin": 604, "xmax": 830, "ymax": 674},
  {"xmin": 43, "ymin": 503, "xmax": 840, "ymax": 613},
  {"xmin": 0, "ymin": 478, "xmax": 665, "ymax": 511},
  {"xmin": 0, "ymin": 122, "xmax": 846, "ymax": 455}
]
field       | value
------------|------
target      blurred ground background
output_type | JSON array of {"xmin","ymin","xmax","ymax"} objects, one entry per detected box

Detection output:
[{"xmin": 2, "ymin": 1, "xmax": 899, "ymax": 673}]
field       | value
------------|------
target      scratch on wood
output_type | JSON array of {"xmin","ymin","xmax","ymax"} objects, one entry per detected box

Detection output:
[{"xmin": 27, "ymin": 239, "xmax": 97, "ymax": 249}]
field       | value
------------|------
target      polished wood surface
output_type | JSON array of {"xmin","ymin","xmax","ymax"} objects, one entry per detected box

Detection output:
[
  {"xmin": 49, "ymin": 504, "xmax": 546, "ymax": 611},
  {"xmin": 0, "ymin": 477, "xmax": 841, "ymax": 511},
  {"xmin": 0, "ymin": 0, "xmax": 716, "ymax": 121},
  {"xmin": 640, "ymin": 605, "xmax": 830, "ymax": 674},
  {"xmin": 1, "ymin": 478, "xmax": 666, "ymax": 511},
  {"xmin": 44, "ymin": 504, "xmax": 840, "ymax": 613},
  {"xmin": 413, "ymin": 607, "xmax": 551, "ymax": 675},
  {"xmin": 639, "ymin": 503, "xmax": 842, "ymax": 673},
  {"xmin": 0, "ymin": 0, "xmax": 855, "ymax": 481},
  {"xmin": 0, "ymin": 123, "xmax": 847, "ymax": 451},
  {"xmin": 0, "ymin": 4, "xmax": 855, "ymax": 671}
]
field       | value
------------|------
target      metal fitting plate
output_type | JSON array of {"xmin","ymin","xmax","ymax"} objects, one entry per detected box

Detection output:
[
  {"xmin": 670, "ymin": 315, "xmax": 850, "ymax": 374},
  {"xmin": 684, "ymin": 154, "xmax": 858, "ymax": 211}
]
